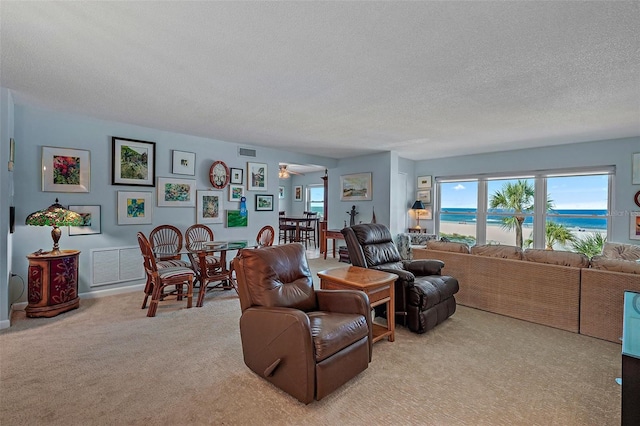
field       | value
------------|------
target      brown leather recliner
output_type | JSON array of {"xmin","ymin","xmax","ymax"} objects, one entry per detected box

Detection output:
[
  {"xmin": 342, "ymin": 223, "xmax": 459, "ymax": 334},
  {"xmin": 231, "ymin": 243, "xmax": 372, "ymax": 404}
]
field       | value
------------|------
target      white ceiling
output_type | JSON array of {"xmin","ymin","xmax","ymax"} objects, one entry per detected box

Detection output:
[{"xmin": 1, "ymin": 1, "xmax": 639, "ymax": 161}]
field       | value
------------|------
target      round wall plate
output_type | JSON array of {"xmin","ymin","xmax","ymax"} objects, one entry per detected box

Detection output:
[
  {"xmin": 634, "ymin": 190, "xmax": 640, "ymax": 208},
  {"xmin": 209, "ymin": 160, "xmax": 230, "ymax": 189}
]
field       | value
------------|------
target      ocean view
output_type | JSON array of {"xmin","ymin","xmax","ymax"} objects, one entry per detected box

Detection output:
[{"xmin": 440, "ymin": 208, "xmax": 608, "ymax": 230}]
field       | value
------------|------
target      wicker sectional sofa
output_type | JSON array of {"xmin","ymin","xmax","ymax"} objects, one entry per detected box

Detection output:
[{"xmin": 413, "ymin": 241, "xmax": 640, "ymax": 343}]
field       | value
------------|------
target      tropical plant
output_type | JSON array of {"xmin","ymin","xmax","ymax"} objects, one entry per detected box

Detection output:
[
  {"xmin": 544, "ymin": 221, "xmax": 576, "ymax": 250},
  {"xmin": 571, "ymin": 232, "xmax": 606, "ymax": 258},
  {"xmin": 489, "ymin": 180, "xmax": 541, "ymax": 248}
]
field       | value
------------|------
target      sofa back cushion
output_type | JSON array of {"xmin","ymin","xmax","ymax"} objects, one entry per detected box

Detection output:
[
  {"xmin": 601, "ymin": 242, "xmax": 640, "ymax": 261},
  {"xmin": 523, "ymin": 248, "xmax": 590, "ymax": 267},
  {"xmin": 426, "ymin": 240, "xmax": 470, "ymax": 254},
  {"xmin": 590, "ymin": 255, "xmax": 640, "ymax": 274},
  {"xmin": 471, "ymin": 244, "xmax": 523, "ymax": 260}
]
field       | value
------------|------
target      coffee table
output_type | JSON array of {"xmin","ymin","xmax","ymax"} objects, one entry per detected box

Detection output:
[{"xmin": 317, "ymin": 266, "xmax": 397, "ymax": 343}]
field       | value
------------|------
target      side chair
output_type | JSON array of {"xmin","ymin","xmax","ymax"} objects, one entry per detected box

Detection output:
[
  {"xmin": 256, "ymin": 225, "xmax": 275, "ymax": 247},
  {"xmin": 149, "ymin": 224, "xmax": 191, "ymax": 268}
]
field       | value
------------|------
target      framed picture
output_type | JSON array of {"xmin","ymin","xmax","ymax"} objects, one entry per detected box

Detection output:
[
  {"xmin": 417, "ymin": 190, "xmax": 431, "ymax": 205},
  {"xmin": 68, "ymin": 205, "xmax": 101, "ymax": 236},
  {"xmin": 157, "ymin": 177, "xmax": 196, "ymax": 207},
  {"xmin": 196, "ymin": 190, "xmax": 223, "ymax": 224},
  {"xmin": 417, "ymin": 175, "xmax": 432, "ymax": 189},
  {"xmin": 230, "ymin": 168, "xmax": 244, "ymax": 184},
  {"xmin": 226, "ymin": 210, "xmax": 248, "ymax": 228},
  {"xmin": 247, "ymin": 162, "xmax": 267, "ymax": 191},
  {"xmin": 294, "ymin": 185, "xmax": 303, "ymax": 202},
  {"xmin": 112, "ymin": 137, "xmax": 156, "ymax": 186},
  {"xmin": 279, "ymin": 186, "xmax": 285, "ymax": 199},
  {"xmin": 340, "ymin": 172, "xmax": 372, "ymax": 201},
  {"xmin": 117, "ymin": 191, "xmax": 153, "ymax": 225},
  {"xmin": 172, "ymin": 150, "xmax": 195, "ymax": 175},
  {"xmin": 8, "ymin": 138, "xmax": 14, "ymax": 171},
  {"xmin": 228, "ymin": 184, "xmax": 245, "ymax": 202},
  {"xmin": 255, "ymin": 194, "xmax": 274, "ymax": 211},
  {"xmin": 42, "ymin": 146, "xmax": 90, "ymax": 192},
  {"xmin": 633, "ymin": 153, "xmax": 640, "ymax": 184},
  {"xmin": 630, "ymin": 212, "xmax": 640, "ymax": 240}
]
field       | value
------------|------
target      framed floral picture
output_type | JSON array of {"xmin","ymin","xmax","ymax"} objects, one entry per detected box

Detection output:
[
  {"xmin": 247, "ymin": 162, "xmax": 267, "ymax": 191},
  {"xmin": 228, "ymin": 184, "xmax": 244, "ymax": 202},
  {"xmin": 340, "ymin": 172, "xmax": 372, "ymax": 201},
  {"xmin": 117, "ymin": 191, "xmax": 153, "ymax": 225},
  {"xmin": 197, "ymin": 190, "xmax": 223, "ymax": 224},
  {"xmin": 68, "ymin": 205, "xmax": 101, "ymax": 235},
  {"xmin": 112, "ymin": 137, "xmax": 156, "ymax": 186},
  {"xmin": 172, "ymin": 150, "xmax": 195, "ymax": 176},
  {"xmin": 255, "ymin": 194, "xmax": 274, "ymax": 211},
  {"xmin": 226, "ymin": 210, "xmax": 248, "ymax": 227},
  {"xmin": 42, "ymin": 146, "xmax": 90, "ymax": 192},
  {"xmin": 157, "ymin": 177, "xmax": 196, "ymax": 207}
]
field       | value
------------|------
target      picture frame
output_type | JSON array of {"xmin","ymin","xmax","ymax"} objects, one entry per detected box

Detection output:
[
  {"xmin": 112, "ymin": 137, "xmax": 156, "ymax": 187},
  {"xmin": 226, "ymin": 210, "xmax": 248, "ymax": 228},
  {"xmin": 294, "ymin": 185, "xmax": 303, "ymax": 202},
  {"xmin": 255, "ymin": 194, "xmax": 274, "ymax": 211},
  {"xmin": 228, "ymin": 184, "xmax": 245, "ymax": 202},
  {"xmin": 8, "ymin": 138, "xmax": 14, "ymax": 171},
  {"xmin": 279, "ymin": 186, "xmax": 285, "ymax": 199},
  {"xmin": 633, "ymin": 153, "xmax": 640, "ymax": 185},
  {"xmin": 340, "ymin": 172, "xmax": 372, "ymax": 201},
  {"xmin": 230, "ymin": 168, "xmax": 244, "ymax": 184},
  {"xmin": 417, "ymin": 175, "xmax": 432, "ymax": 189},
  {"xmin": 68, "ymin": 205, "xmax": 101, "ymax": 236},
  {"xmin": 630, "ymin": 212, "xmax": 640, "ymax": 240},
  {"xmin": 157, "ymin": 177, "xmax": 196, "ymax": 207},
  {"xmin": 171, "ymin": 150, "xmax": 195, "ymax": 176},
  {"xmin": 196, "ymin": 190, "xmax": 223, "ymax": 224},
  {"xmin": 247, "ymin": 162, "xmax": 267, "ymax": 191},
  {"xmin": 117, "ymin": 191, "xmax": 153, "ymax": 225},
  {"xmin": 417, "ymin": 189, "xmax": 431, "ymax": 205},
  {"xmin": 42, "ymin": 146, "xmax": 90, "ymax": 192}
]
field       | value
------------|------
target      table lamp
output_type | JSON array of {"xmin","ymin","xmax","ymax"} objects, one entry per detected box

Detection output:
[
  {"xmin": 411, "ymin": 200, "xmax": 425, "ymax": 229},
  {"xmin": 25, "ymin": 198, "xmax": 83, "ymax": 255}
]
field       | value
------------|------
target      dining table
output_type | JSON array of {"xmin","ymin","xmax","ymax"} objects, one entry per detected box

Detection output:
[{"xmin": 281, "ymin": 216, "xmax": 319, "ymax": 243}]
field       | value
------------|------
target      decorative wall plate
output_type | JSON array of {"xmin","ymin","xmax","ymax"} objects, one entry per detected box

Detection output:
[
  {"xmin": 634, "ymin": 190, "xmax": 640, "ymax": 208},
  {"xmin": 209, "ymin": 160, "xmax": 230, "ymax": 189}
]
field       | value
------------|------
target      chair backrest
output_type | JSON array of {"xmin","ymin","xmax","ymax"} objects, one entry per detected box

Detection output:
[
  {"xmin": 232, "ymin": 244, "xmax": 316, "ymax": 312},
  {"xmin": 256, "ymin": 225, "xmax": 275, "ymax": 247},
  {"xmin": 185, "ymin": 224, "xmax": 214, "ymax": 250},
  {"xmin": 149, "ymin": 225, "xmax": 183, "ymax": 260},
  {"xmin": 341, "ymin": 223, "xmax": 403, "ymax": 268},
  {"xmin": 137, "ymin": 232, "xmax": 158, "ymax": 275}
]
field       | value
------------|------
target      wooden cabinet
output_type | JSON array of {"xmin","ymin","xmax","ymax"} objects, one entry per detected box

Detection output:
[
  {"xmin": 26, "ymin": 250, "xmax": 80, "ymax": 318},
  {"xmin": 407, "ymin": 227, "xmax": 427, "ymax": 233}
]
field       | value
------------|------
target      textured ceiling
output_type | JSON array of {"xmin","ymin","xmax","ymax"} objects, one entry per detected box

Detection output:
[{"xmin": 1, "ymin": 1, "xmax": 639, "ymax": 161}]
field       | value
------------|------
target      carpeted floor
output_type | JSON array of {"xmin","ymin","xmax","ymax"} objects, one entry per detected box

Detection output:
[{"xmin": 0, "ymin": 256, "xmax": 622, "ymax": 425}]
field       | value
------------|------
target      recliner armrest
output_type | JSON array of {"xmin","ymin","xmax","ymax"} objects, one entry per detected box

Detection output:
[
  {"xmin": 402, "ymin": 259, "xmax": 444, "ymax": 275},
  {"xmin": 372, "ymin": 266, "xmax": 415, "ymax": 284}
]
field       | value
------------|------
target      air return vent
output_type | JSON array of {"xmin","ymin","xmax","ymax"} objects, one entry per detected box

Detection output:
[{"xmin": 238, "ymin": 147, "xmax": 256, "ymax": 157}]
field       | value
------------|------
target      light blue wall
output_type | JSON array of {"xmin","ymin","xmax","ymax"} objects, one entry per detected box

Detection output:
[{"xmin": 415, "ymin": 138, "xmax": 640, "ymax": 243}]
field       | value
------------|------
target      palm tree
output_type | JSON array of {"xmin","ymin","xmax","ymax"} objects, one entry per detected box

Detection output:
[
  {"xmin": 571, "ymin": 232, "xmax": 606, "ymax": 257},
  {"xmin": 489, "ymin": 180, "xmax": 536, "ymax": 248},
  {"xmin": 545, "ymin": 221, "xmax": 576, "ymax": 250}
]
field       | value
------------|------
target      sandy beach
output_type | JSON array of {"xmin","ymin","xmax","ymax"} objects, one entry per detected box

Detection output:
[{"xmin": 439, "ymin": 221, "xmax": 605, "ymax": 249}]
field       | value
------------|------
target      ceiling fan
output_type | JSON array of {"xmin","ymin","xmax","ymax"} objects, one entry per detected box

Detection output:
[{"xmin": 278, "ymin": 164, "xmax": 305, "ymax": 179}]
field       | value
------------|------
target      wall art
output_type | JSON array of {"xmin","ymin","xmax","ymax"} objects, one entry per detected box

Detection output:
[
  {"xmin": 117, "ymin": 191, "xmax": 153, "ymax": 225},
  {"xmin": 172, "ymin": 150, "xmax": 195, "ymax": 175},
  {"xmin": 230, "ymin": 167, "xmax": 243, "ymax": 184},
  {"xmin": 294, "ymin": 185, "xmax": 303, "ymax": 202},
  {"xmin": 226, "ymin": 209, "xmax": 248, "ymax": 228},
  {"xmin": 247, "ymin": 162, "xmax": 267, "ymax": 191},
  {"xmin": 196, "ymin": 190, "xmax": 223, "ymax": 224},
  {"xmin": 112, "ymin": 137, "xmax": 155, "ymax": 186},
  {"xmin": 417, "ymin": 175, "xmax": 432, "ymax": 189},
  {"xmin": 68, "ymin": 205, "xmax": 101, "ymax": 235},
  {"xmin": 42, "ymin": 146, "xmax": 90, "ymax": 192},
  {"xmin": 340, "ymin": 172, "xmax": 372, "ymax": 201},
  {"xmin": 157, "ymin": 177, "xmax": 196, "ymax": 207},
  {"xmin": 255, "ymin": 194, "xmax": 274, "ymax": 211},
  {"xmin": 228, "ymin": 184, "xmax": 244, "ymax": 202}
]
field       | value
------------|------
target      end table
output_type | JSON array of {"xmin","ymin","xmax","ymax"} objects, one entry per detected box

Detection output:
[{"xmin": 26, "ymin": 250, "xmax": 81, "ymax": 318}]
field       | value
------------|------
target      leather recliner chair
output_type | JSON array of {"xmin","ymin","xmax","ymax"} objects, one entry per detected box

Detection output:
[
  {"xmin": 231, "ymin": 243, "xmax": 372, "ymax": 404},
  {"xmin": 342, "ymin": 223, "xmax": 459, "ymax": 334}
]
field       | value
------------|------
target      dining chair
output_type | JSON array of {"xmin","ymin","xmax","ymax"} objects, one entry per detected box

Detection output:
[
  {"xmin": 137, "ymin": 232, "xmax": 194, "ymax": 317},
  {"xmin": 278, "ymin": 211, "xmax": 295, "ymax": 243},
  {"xmin": 256, "ymin": 225, "xmax": 275, "ymax": 247},
  {"xmin": 185, "ymin": 224, "xmax": 225, "ymax": 305},
  {"xmin": 300, "ymin": 212, "xmax": 318, "ymax": 248},
  {"xmin": 149, "ymin": 225, "xmax": 191, "ymax": 267}
]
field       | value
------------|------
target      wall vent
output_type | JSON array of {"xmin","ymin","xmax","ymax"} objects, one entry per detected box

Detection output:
[
  {"xmin": 90, "ymin": 246, "xmax": 145, "ymax": 287},
  {"xmin": 238, "ymin": 147, "xmax": 257, "ymax": 157}
]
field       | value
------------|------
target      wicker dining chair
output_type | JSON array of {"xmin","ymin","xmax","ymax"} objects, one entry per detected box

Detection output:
[
  {"xmin": 149, "ymin": 225, "xmax": 191, "ymax": 267},
  {"xmin": 256, "ymin": 225, "xmax": 275, "ymax": 247}
]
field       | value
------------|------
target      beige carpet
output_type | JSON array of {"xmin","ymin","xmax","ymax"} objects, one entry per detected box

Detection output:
[{"xmin": 1, "ymin": 256, "xmax": 622, "ymax": 425}]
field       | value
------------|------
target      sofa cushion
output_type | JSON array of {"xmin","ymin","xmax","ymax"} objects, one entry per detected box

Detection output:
[
  {"xmin": 471, "ymin": 244, "xmax": 523, "ymax": 260},
  {"xmin": 523, "ymin": 249, "xmax": 590, "ymax": 268},
  {"xmin": 590, "ymin": 255, "xmax": 640, "ymax": 274},
  {"xmin": 601, "ymin": 242, "xmax": 640, "ymax": 261},
  {"xmin": 426, "ymin": 240, "xmax": 470, "ymax": 254}
]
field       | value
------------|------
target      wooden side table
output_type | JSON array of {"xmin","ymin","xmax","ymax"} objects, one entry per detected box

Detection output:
[
  {"xmin": 318, "ymin": 266, "xmax": 397, "ymax": 343},
  {"xmin": 26, "ymin": 250, "xmax": 80, "ymax": 318},
  {"xmin": 408, "ymin": 227, "xmax": 427, "ymax": 234}
]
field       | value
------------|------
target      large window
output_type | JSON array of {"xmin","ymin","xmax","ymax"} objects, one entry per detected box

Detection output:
[
  {"xmin": 436, "ymin": 169, "xmax": 611, "ymax": 255},
  {"xmin": 306, "ymin": 185, "xmax": 324, "ymax": 218}
]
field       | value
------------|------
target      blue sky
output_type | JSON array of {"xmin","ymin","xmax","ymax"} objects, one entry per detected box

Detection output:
[{"xmin": 441, "ymin": 175, "xmax": 609, "ymax": 210}]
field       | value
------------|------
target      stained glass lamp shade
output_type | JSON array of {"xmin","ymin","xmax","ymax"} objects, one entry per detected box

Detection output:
[
  {"xmin": 25, "ymin": 199, "xmax": 83, "ymax": 254},
  {"xmin": 411, "ymin": 200, "xmax": 425, "ymax": 229}
]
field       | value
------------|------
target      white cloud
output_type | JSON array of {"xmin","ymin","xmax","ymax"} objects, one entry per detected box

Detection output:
[{"xmin": 454, "ymin": 184, "xmax": 465, "ymax": 190}]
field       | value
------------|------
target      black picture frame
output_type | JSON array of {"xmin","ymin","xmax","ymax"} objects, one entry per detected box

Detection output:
[
  {"xmin": 112, "ymin": 137, "xmax": 156, "ymax": 187},
  {"xmin": 255, "ymin": 194, "xmax": 274, "ymax": 211},
  {"xmin": 230, "ymin": 167, "xmax": 244, "ymax": 184}
]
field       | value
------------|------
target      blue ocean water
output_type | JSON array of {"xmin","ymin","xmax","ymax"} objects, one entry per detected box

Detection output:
[{"xmin": 440, "ymin": 208, "xmax": 607, "ymax": 230}]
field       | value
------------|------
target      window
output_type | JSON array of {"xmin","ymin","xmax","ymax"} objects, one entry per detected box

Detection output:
[
  {"xmin": 436, "ymin": 168, "xmax": 611, "ymax": 254},
  {"xmin": 306, "ymin": 185, "xmax": 324, "ymax": 218}
]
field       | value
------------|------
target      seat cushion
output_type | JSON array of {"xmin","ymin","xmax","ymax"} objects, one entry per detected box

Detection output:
[
  {"xmin": 157, "ymin": 259, "xmax": 191, "ymax": 269},
  {"xmin": 307, "ymin": 312, "xmax": 369, "ymax": 362},
  {"xmin": 157, "ymin": 266, "xmax": 194, "ymax": 280},
  {"xmin": 408, "ymin": 275, "xmax": 459, "ymax": 310}
]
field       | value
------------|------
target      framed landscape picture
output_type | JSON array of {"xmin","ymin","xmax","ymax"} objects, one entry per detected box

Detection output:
[
  {"xmin": 417, "ymin": 190, "xmax": 431, "ymax": 205},
  {"xmin": 117, "ymin": 191, "xmax": 153, "ymax": 225},
  {"xmin": 157, "ymin": 177, "xmax": 196, "ymax": 207},
  {"xmin": 171, "ymin": 150, "xmax": 195, "ymax": 175},
  {"xmin": 340, "ymin": 172, "xmax": 372, "ymax": 201},
  {"xmin": 228, "ymin": 184, "xmax": 244, "ymax": 202},
  {"xmin": 112, "ymin": 137, "xmax": 156, "ymax": 186},
  {"xmin": 255, "ymin": 194, "xmax": 274, "ymax": 211},
  {"xmin": 42, "ymin": 146, "xmax": 90, "ymax": 192},
  {"xmin": 68, "ymin": 205, "xmax": 101, "ymax": 235},
  {"xmin": 417, "ymin": 175, "xmax": 432, "ymax": 189},
  {"xmin": 247, "ymin": 162, "xmax": 267, "ymax": 191},
  {"xmin": 197, "ymin": 190, "xmax": 223, "ymax": 224},
  {"xmin": 226, "ymin": 209, "xmax": 248, "ymax": 228}
]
